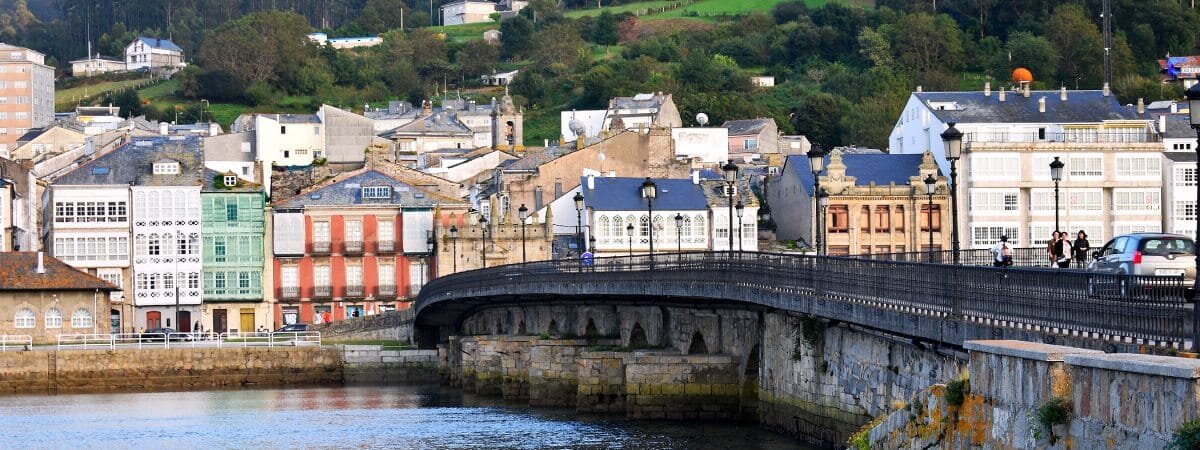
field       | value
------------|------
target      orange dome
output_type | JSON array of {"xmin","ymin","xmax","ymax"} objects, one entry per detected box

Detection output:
[{"xmin": 1012, "ymin": 67, "xmax": 1034, "ymax": 83}]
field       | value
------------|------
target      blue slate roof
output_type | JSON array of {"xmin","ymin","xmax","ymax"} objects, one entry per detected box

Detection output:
[
  {"xmin": 785, "ymin": 153, "xmax": 935, "ymax": 196},
  {"xmin": 134, "ymin": 36, "xmax": 183, "ymax": 53},
  {"xmin": 277, "ymin": 169, "xmax": 444, "ymax": 208},
  {"xmin": 913, "ymin": 90, "xmax": 1139, "ymax": 124},
  {"xmin": 581, "ymin": 177, "xmax": 708, "ymax": 211},
  {"xmin": 55, "ymin": 136, "xmax": 203, "ymax": 186}
]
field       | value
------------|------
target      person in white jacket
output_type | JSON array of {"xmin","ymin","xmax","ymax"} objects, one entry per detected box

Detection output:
[{"xmin": 991, "ymin": 235, "xmax": 1013, "ymax": 267}]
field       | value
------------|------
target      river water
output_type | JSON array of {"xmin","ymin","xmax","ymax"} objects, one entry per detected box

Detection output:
[{"xmin": 0, "ymin": 384, "xmax": 810, "ymax": 449}]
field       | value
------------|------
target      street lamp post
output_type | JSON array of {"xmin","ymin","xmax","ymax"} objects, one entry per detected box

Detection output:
[
  {"xmin": 589, "ymin": 236, "xmax": 596, "ymax": 254},
  {"xmin": 641, "ymin": 178, "xmax": 657, "ymax": 259},
  {"xmin": 450, "ymin": 225, "xmax": 458, "ymax": 273},
  {"xmin": 817, "ymin": 189, "xmax": 829, "ymax": 255},
  {"xmin": 574, "ymin": 192, "xmax": 585, "ymax": 256},
  {"xmin": 674, "ymin": 213, "xmax": 684, "ymax": 256},
  {"xmin": 722, "ymin": 160, "xmax": 738, "ymax": 257},
  {"xmin": 626, "ymin": 223, "xmax": 634, "ymax": 256},
  {"xmin": 924, "ymin": 175, "xmax": 937, "ymax": 262},
  {"xmin": 479, "ymin": 216, "xmax": 489, "ymax": 269},
  {"xmin": 518, "ymin": 204, "xmax": 529, "ymax": 263},
  {"xmin": 1184, "ymin": 82, "xmax": 1200, "ymax": 351},
  {"xmin": 941, "ymin": 122, "xmax": 963, "ymax": 265},
  {"xmin": 1050, "ymin": 157, "xmax": 1065, "ymax": 234},
  {"xmin": 807, "ymin": 146, "xmax": 825, "ymax": 255},
  {"xmin": 735, "ymin": 201, "xmax": 745, "ymax": 252}
]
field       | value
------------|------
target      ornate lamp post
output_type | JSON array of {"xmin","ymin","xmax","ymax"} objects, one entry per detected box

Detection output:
[
  {"xmin": 573, "ymin": 192, "xmax": 585, "ymax": 256},
  {"xmin": 924, "ymin": 174, "xmax": 937, "ymax": 261},
  {"xmin": 589, "ymin": 235, "xmax": 596, "ymax": 253},
  {"xmin": 807, "ymin": 145, "xmax": 825, "ymax": 255},
  {"xmin": 941, "ymin": 122, "xmax": 963, "ymax": 264},
  {"xmin": 641, "ymin": 177, "xmax": 657, "ymax": 258},
  {"xmin": 722, "ymin": 160, "xmax": 739, "ymax": 256},
  {"xmin": 1184, "ymin": 82, "xmax": 1200, "ymax": 351},
  {"xmin": 735, "ymin": 201, "xmax": 745, "ymax": 252},
  {"xmin": 518, "ymin": 204, "xmax": 529, "ymax": 263},
  {"xmin": 479, "ymin": 216, "xmax": 489, "ymax": 269},
  {"xmin": 626, "ymin": 223, "xmax": 634, "ymax": 256},
  {"xmin": 449, "ymin": 225, "xmax": 458, "ymax": 273},
  {"xmin": 674, "ymin": 213, "xmax": 684, "ymax": 255},
  {"xmin": 817, "ymin": 189, "xmax": 829, "ymax": 255},
  {"xmin": 1050, "ymin": 156, "xmax": 1065, "ymax": 234}
]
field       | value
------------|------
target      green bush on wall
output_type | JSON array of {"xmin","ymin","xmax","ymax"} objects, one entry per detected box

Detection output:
[{"xmin": 1168, "ymin": 418, "xmax": 1200, "ymax": 450}]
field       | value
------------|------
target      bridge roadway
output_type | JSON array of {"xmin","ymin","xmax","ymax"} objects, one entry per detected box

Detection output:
[{"xmin": 414, "ymin": 251, "xmax": 1196, "ymax": 352}]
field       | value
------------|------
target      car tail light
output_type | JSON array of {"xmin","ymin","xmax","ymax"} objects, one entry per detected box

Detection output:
[{"xmin": 1132, "ymin": 251, "xmax": 1143, "ymax": 265}]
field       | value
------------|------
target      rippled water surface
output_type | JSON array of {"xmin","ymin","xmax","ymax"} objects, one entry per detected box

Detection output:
[{"xmin": 0, "ymin": 384, "xmax": 810, "ymax": 449}]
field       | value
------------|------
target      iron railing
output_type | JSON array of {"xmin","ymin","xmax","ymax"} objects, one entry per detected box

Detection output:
[
  {"xmin": 863, "ymin": 248, "xmax": 1060, "ymax": 268},
  {"xmin": 344, "ymin": 240, "xmax": 363, "ymax": 254},
  {"xmin": 378, "ymin": 240, "xmax": 395, "ymax": 253},
  {"xmin": 378, "ymin": 284, "xmax": 396, "ymax": 297},
  {"xmin": 280, "ymin": 286, "xmax": 300, "ymax": 299},
  {"xmin": 313, "ymin": 285, "xmax": 332, "ymax": 298},
  {"xmin": 312, "ymin": 241, "xmax": 331, "ymax": 254},
  {"xmin": 416, "ymin": 251, "xmax": 1194, "ymax": 350},
  {"xmin": 965, "ymin": 130, "xmax": 1162, "ymax": 144},
  {"xmin": 0, "ymin": 335, "xmax": 31, "ymax": 351},
  {"xmin": 345, "ymin": 285, "xmax": 364, "ymax": 297}
]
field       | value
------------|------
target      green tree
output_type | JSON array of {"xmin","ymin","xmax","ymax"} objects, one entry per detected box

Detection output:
[
  {"xmin": 196, "ymin": 10, "xmax": 317, "ymax": 95},
  {"xmin": 790, "ymin": 92, "xmax": 843, "ymax": 147},
  {"xmin": 501, "ymin": 15, "xmax": 535, "ymax": 59},
  {"xmin": 531, "ymin": 23, "xmax": 586, "ymax": 76},
  {"xmin": 891, "ymin": 13, "xmax": 965, "ymax": 75},
  {"xmin": 591, "ymin": 11, "xmax": 619, "ymax": 45},
  {"xmin": 1046, "ymin": 4, "xmax": 1104, "ymax": 88},
  {"xmin": 456, "ymin": 40, "xmax": 500, "ymax": 80},
  {"xmin": 1003, "ymin": 32, "xmax": 1059, "ymax": 84},
  {"xmin": 109, "ymin": 88, "xmax": 143, "ymax": 117},
  {"xmin": 857, "ymin": 27, "xmax": 892, "ymax": 68}
]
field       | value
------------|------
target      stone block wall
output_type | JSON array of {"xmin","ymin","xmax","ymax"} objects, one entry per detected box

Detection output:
[
  {"xmin": 625, "ymin": 354, "xmax": 742, "ymax": 420},
  {"xmin": 528, "ymin": 339, "xmax": 594, "ymax": 406},
  {"xmin": 577, "ymin": 351, "xmax": 637, "ymax": 413},
  {"xmin": 758, "ymin": 311, "xmax": 962, "ymax": 445},
  {"xmin": 500, "ymin": 336, "xmax": 535, "ymax": 401},
  {"xmin": 0, "ymin": 351, "xmax": 51, "ymax": 394},
  {"xmin": 1066, "ymin": 353, "xmax": 1200, "ymax": 448},
  {"xmin": 339, "ymin": 345, "xmax": 438, "ymax": 384}
]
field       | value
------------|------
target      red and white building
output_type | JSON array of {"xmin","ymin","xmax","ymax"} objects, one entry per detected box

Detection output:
[{"xmin": 270, "ymin": 169, "xmax": 467, "ymax": 326}]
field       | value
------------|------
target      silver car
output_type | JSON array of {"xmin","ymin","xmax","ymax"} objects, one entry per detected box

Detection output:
[{"xmin": 1087, "ymin": 233, "xmax": 1196, "ymax": 298}]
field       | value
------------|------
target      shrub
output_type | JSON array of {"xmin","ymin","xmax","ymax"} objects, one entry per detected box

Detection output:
[
  {"xmin": 1030, "ymin": 397, "xmax": 1071, "ymax": 443},
  {"xmin": 1168, "ymin": 418, "xmax": 1200, "ymax": 450},
  {"xmin": 944, "ymin": 378, "xmax": 968, "ymax": 406}
]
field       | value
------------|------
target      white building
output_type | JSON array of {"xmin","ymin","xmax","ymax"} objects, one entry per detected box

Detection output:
[
  {"xmin": 482, "ymin": 70, "xmax": 518, "ymax": 86},
  {"xmin": 253, "ymin": 113, "xmax": 324, "ymax": 168},
  {"xmin": 124, "ymin": 37, "xmax": 184, "ymax": 71},
  {"xmin": 441, "ymin": 1, "xmax": 501, "ymax": 26},
  {"xmin": 890, "ymin": 85, "xmax": 1161, "ymax": 248},
  {"xmin": 69, "ymin": 55, "xmax": 126, "ymax": 77},
  {"xmin": 307, "ymin": 33, "xmax": 383, "ymax": 50},
  {"xmin": 1161, "ymin": 113, "xmax": 1197, "ymax": 238},
  {"xmin": 50, "ymin": 136, "xmax": 206, "ymax": 329},
  {"xmin": 671, "ymin": 127, "xmax": 729, "ymax": 164}
]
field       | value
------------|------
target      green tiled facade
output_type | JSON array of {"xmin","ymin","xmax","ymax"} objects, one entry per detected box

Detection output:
[{"xmin": 201, "ymin": 191, "xmax": 265, "ymax": 301}]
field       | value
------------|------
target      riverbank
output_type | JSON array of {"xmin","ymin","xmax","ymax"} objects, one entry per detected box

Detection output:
[{"xmin": 0, "ymin": 345, "xmax": 438, "ymax": 395}]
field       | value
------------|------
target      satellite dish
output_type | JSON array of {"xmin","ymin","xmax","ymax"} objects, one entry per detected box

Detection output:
[
  {"xmin": 569, "ymin": 117, "xmax": 587, "ymax": 138},
  {"xmin": 696, "ymin": 113, "xmax": 709, "ymax": 126}
]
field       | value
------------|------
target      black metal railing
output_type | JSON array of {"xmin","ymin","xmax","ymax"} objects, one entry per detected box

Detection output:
[
  {"xmin": 312, "ymin": 241, "xmax": 331, "ymax": 254},
  {"xmin": 344, "ymin": 241, "xmax": 363, "ymax": 254},
  {"xmin": 313, "ymin": 285, "xmax": 332, "ymax": 298},
  {"xmin": 863, "ymin": 248, "xmax": 1058, "ymax": 268},
  {"xmin": 416, "ymin": 251, "xmax": 1194, "ymax": 349},
  {"xmin": 345, "ymin": 285, "xmax": 364, "ymax": 297},
  {"xmin": 280, "ymin": 286, "xmax": 300, "ymax": 299},
  {"xmin": 378, "ymin": 240, "xmax": 395, "ymax": 253},
  {"xmin": 965, "ymin": 130, "xmax": 1162, "ymax": 144},
  {"xmin": 378, "ymin": 284, "xmax": 396, "ymax": 297}
]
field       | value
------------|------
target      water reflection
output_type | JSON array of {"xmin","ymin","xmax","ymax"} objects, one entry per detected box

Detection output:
[{"xmin": 0, "ymin": 385, "xmax": 809, "ymax": 449}]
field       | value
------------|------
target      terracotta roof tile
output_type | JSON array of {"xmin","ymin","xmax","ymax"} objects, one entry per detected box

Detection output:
[{"xmin": 0, "ymin": 252, "xmax": 119, "ymax": 291}]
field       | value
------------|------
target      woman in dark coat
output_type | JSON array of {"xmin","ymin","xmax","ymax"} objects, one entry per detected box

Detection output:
[{"xmin": 1072, "ymin": 230, "xmax": 1090, "ymax": 268}]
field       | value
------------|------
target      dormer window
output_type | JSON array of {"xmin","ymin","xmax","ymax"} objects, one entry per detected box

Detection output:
[
  {"xmin": 223, "ymin": 175, "xmax": 237, "ymax": 187},
  {"xmin": 153, "ymin": 161, "xmax": 180, "ymax": 175},
  {"xmin": 362, "ymin": 186, "xmax": 391, "ymax": 199}
]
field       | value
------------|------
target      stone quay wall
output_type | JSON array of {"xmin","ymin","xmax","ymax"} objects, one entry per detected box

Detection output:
[
  {"xmin": 528, "ymin": 338, "xmax": 596, "ymax": 406},
  {"xmin": 624, "ymin": 354, "xmax": 742, "ymax": 420},
  {"xmin": 339, "ymin": 345, "xmax": 438, "ymax": 384},
  {"xmin": 312, "ymin": 309, "xmax": 415, "ymax": 343},
  {"xmin": 863, "ymin": 340, "xmax": 1200, "ymax": 449},
  {"xmin": 0, "ymin": 347, "xmax": 343, "ymax": 395}
]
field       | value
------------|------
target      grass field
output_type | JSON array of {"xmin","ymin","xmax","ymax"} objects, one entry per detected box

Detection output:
[
  {"xmin": 428, "ymin": 21, "xmax": 498, "ymax": 43},
  {"xmin": 564, "ymin": 1, "xmax": 678, "ymax": 18},
  {"xmin": 55, "ymin": 77, "xmax": 156, "ymax": 111}
]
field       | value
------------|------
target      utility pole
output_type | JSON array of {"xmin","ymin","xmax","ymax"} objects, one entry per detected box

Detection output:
[{"xmin": 1102, "ymin": 0, "xmax": 1113, "ymax": 87}]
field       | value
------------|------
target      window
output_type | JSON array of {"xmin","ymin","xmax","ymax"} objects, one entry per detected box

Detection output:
[
  {"xmin": 919, "ymin": 205, "xmax": 942, "ymax": 232},
  {"xmin": 53, "ymin": 201, "xmax": 128, "ymax": 223},
  {"xmin": 99, "ymin": 272, "xmax": 122, "ymax": 288},
  {"xmin": 1116, "ymin": 156, "xmax": 1161, "ymax": 178},
  {"xmin": 972, "ymin": 226, "xmax": 1019, "ymax": 248},
  {"xmin": 214, "ymin": 272, "xmax": 226, "ymax": 289},
  {"xmin": 314, "ymin": 265, "xmax": 331, "ymax": 288},
  {"xmin": 970, "ymin": 190, "xmax": 1019, "ymax": 212},
  {"xmin": 345, "ymin": 219, "xmax": 363, "ymax": 242},
  {"xmin": 313, "ymin": 221, "xmax": 330, "ymax": 242},
  {"xmin": 893, "ymin": 205, "xmax": 905, "ymax": 232},
  {"xmin": 1177, "ymin": 167, "xmax": 1198, "ymax": 187},
  {"xmin": 224, "ymin": 175, "xmax": 237, "ymax": 187},
  {"xmin": 1112, "ymin": 189, "xmax": 1160, "ymax": 212},
  {"xmin": 226, "ymin": 203, "xmax": 238, "ymax": 222},
  {"xmin": 378, "ymin": 262, "xmax": 395, "ymax": 285},
  {"xmin": 362, "ymin": 186, "xmax": 391, "ymax": 199},
  {"xmin": 1176, "ymin": 201, "xmax": 1197, "ymax": 222},
  {"xmin": 152, "ymin": 162, "xmax": 180, "ymax": 175},
  {"xmin": 188, "ymin": 273, "xmax": 200, "ymax": 289},
  {"xmin": 409, "ymin": 261, "xmax": 425, "ymax": 294},
  {"xmin": 281, "ymin": 266, "xmax": 299, "ymax": 288},
  {"xmin": 968, "ymin": 155, "xmax": 1019, "ymax": 179},
  {"xmin": 827, "ymin": 206, "xmax": 849, "ymax": 233},
  {"xmin": 874, "ymin": 206, "xmax": 891, "ymax": 233},
  {"xmin": 1066, "ymin": 189, "xmax": 1103, "ymax": 212},
  {"xmin": 1067, "ymin": 155, "xmax": 1103, "ymax": 178},
  {"xmin": 71, "ymin": 308, "xmax": 92, "ymax": 328},
  {"xmin": 14, "ymin": 308, "xmax": 34, "ymax": 328},
  {"xmin": 859, "ymin": 206, "xmax": 870, "ymax": 233},
  {"xmin": 148, "ymin": 234, "xmax": 161, "ymax": 255},
  {"xmin": 378, "ymin": 219, "xmax": 394, "ymax": 242},
  {"xmin": 346, "ymin": 264, "xmax": 363, "ymax": 286},
  {"xmin": 214, "ymin": 238, "xmax": 226, "ymax": 262},
  {"xmin": 743, "ymin": 139, "xmax": 757, "ymax": 150},
  {"xmin": 1114, "ymin": 224, "xmax": 1156, "ymax": 236},
  {"xmin": 280, "ymin": 126, "xmax": 287, "ymax": 134},
  {"xmin": 45, "ymin": 308, "xmax": 62, "ymax": 328},
  {"xmin": 238, "ymin": 272, "xmax": 251, "ymax": 290}
]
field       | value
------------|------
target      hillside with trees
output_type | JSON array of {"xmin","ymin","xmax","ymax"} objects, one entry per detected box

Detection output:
[{"xmin": 1, "ymin": 0, "xmax": 1197, "ymax": 148}]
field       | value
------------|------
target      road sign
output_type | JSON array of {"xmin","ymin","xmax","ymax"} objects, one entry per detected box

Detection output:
[{"xmin": 581, "ymin": 251, "xmax": 594, "ymax": 266}]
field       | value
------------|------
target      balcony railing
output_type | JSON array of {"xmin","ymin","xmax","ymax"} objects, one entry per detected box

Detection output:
[
  {"xmin": 964, "ymin": 131, "xmax": 1162, "ymax": 144},
  {"xmin": 378, "ymin": 284, "xmax": 396, "ymax": 297},
  {"xmin": 378, "ymin": 240, "xmax": 395, "ymax": 253},
  {"xmin": 313, "ymin": 285, "xmax": 332, "ymax": 298},
  {"xmin": 312, "ymin": 241, "xmax": 331, "ymax": 254},
  {"xmin": 280, "ymin": 286, "xmax": 300, "ymax": 299},
  {"xmin": 344, "ymin": 240, "xmax": 363, "ymax": 254},
  {"xmin": 344, "ymin": 285, "xmax": 364, "ymax": 297}
]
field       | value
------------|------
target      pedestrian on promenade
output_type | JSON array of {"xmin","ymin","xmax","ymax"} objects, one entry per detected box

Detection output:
[
  {"xmin": 1046, "ymin": 231, "xmax": 1060, "ymax": 267},
  {"xmin": 1053, "ymin": 231, "xmax": 1072, "ymax": 269},
  {"xmin": 1072, "ymin": 230, "xmax": 1091, "ymax": 269},
  {"xmin": 991, "ymin": 235, "xmax": 1013, "ymax": 267}
]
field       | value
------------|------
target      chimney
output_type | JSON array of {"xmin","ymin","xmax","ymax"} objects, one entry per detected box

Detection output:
[
  {"xmin": 1023, "ymin": 83, "xmax": 1031, "ymax": 98},
  {"xmin": 209, "ymin": 123, "xmax": 220, "ymax": 136},
  {"xmin": 159, "ymin": 122, "xmax": 168, "ymax": 135},
  {"xmin": 1160, "ymin": 115, "xmax": 1167, "ymax": 134},
  {"xmin": 692, "ymin": 170, "xmax": 700, "ymax": 185},
  {"xmin": 1172, "ymin": 103, "xmax": 1179, "ymax": 113},
  {"xmin": 1038, "ymin": 97, "xmax": 1046, "ymax": 113},
  {"xmin": 1102, "ymin": 83, "xmax": 1111, "ymax": 97},
  {"xmin": 984, "ymin": 82, "xmax": 991, "ymax": 97},
  {"xmin": 422, "ymin": 100, "xmax": 432, "ymax": 116},
  {"xmin": 999, "ymin": 88, "xmax": 1006, "ymax": 102},
  {"xmin": 916, "ymin": 85, "xmax": 923, "ymax": 93},
  {"xmin": 1137, "ymin": 97, "xmax": 1145, "ymax": 114},
  {"xmin": 35, "ymin": 252, "xmax": 45, "ymax": 274},
  {"xmin": 1060, "ymin": 86, "xmax": 1067, "ymax": 101},
  {"xmin": 543, "ymin": 139, "xmax": 549, "ymax": 147}
]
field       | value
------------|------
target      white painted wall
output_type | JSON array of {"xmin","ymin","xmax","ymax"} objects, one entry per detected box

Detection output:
[{"xmin": 672, "ymin": 128, "xmax": 729, "ymax": 163}]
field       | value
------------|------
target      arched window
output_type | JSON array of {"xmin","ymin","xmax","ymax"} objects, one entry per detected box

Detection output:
[
  {"xmin": 626, "ymin": 215, "xmax": 637, "ymax": 235},
  {"xmin": 693, "ymin": 215, "xmax": 706, "ymax": 242},
  {"xmin": 147, "ymin": 191, "xmax": 159, "ymax": 219},
  {"xmin": 639, "ymin": 215, "xmax": 650, "ymax": 237},
  {"xmin": 652, "ymin": 215, "xmax": 664, "ymax": 243},
  {"xmin": 71, "ymin": 308, "xmax": 93, "ymax": 328},
  {"xmin": 681, "ymin": 215, "xmax": 693, "ymax": 242},
  {"xmin": 45, "ymin": 308, "xmax": 62, "ymax": 328},
  {"xmin": 14, "ymin": 308, "xmax": 35, "ymax": 329},
  {"xmin": 612, "ymin": 215, "xmax": 623, "ymax": 237},
  {"xmin": 597, "ymin": 215, "xmax": 610, "ymax": 237}
]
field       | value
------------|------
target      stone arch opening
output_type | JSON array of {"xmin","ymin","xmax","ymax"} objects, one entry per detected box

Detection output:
[
  {"xmin": 495, "ymin": 321, "xmax": 504, "ymax": 335},
  {"xmin": 687, "ymin": 331, "xmax": 708, "ymax": 354},
  {"xmin": 628, "ymin": 322, "xmax": 648, "ymax": 348},
  {"xmin": 548, "ymin": 319, "xmax": 560, "ymax": 335},
  {"xmin": 518, "ymin": 321, "xmax": 527, "ymax": 335},
  {"xmin": 584, "ymin": 318, "xmax": 600, "ymax": 338},
  {"xmin": 745, "ymin": 345, "xmax": 761, "ymax": 379}
]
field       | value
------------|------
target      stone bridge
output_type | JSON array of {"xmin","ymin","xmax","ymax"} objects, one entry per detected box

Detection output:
[{"xmin": 413, "ymin": 252, "xmax": 1200, "ymax": 447}]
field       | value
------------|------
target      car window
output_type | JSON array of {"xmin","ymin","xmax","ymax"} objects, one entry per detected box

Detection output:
[
  {"xmin": 1111, "ymin": 237, "xmax": 1128, "ymax": 254},
  {"xmin": 1098, "ymin": 239, "xmax": 1115, "ymax": 257},
  {"xmin": 1139, "ymin": 238, "xmax": 1196, "ymax": 256}
]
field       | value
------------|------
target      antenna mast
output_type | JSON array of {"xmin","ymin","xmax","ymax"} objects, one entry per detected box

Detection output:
[{"xmin": 1102, "ymin": 0, "xmax": 1112, "ymax": 86}]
